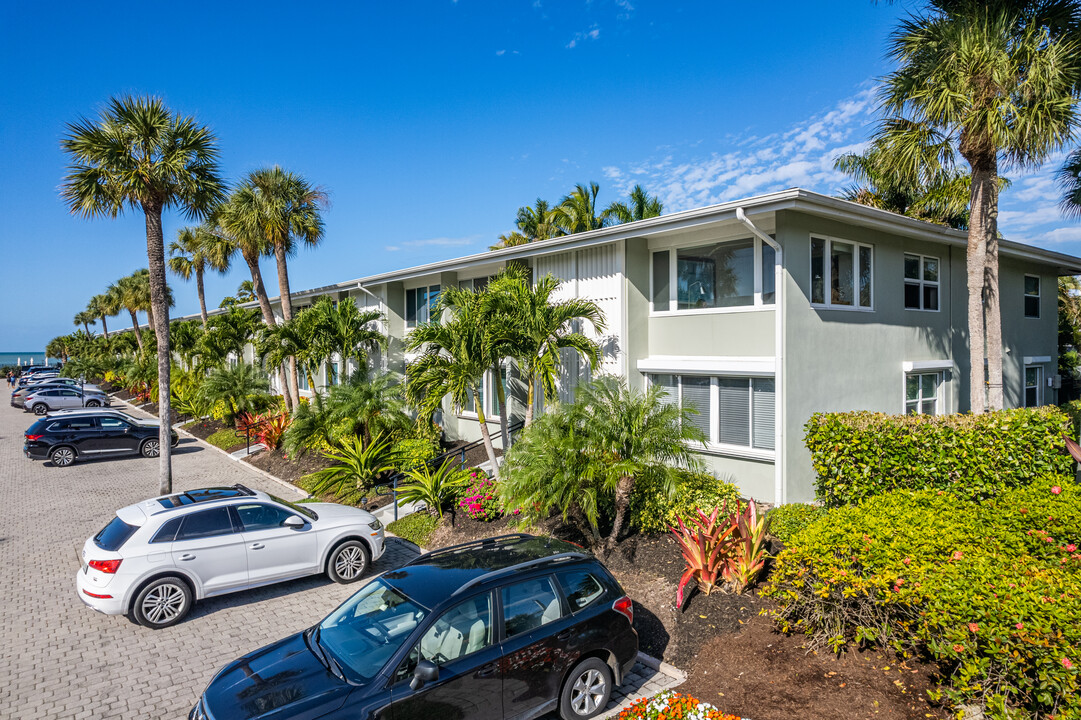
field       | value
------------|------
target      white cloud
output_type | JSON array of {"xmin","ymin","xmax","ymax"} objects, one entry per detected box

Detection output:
[
  {"xmin": 567, "ymin": 24, "xmax": 601, "ymax": 48},
  {"xmin": 385, "ymin": 235, "xmax": 480, "ymax": 252}
]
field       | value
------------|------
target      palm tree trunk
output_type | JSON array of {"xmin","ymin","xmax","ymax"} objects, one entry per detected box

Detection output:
[
  {"xmin": 494, "ymin": 364, "xmax": 510, "ymax": 448},
  {"xmin": 475, "ymin": 401, "xmax": 499, "ymax": 479},
  {"xmin": 142, "ymin": 202, "xmax": 173, "ymax": 496},
  {"xmin": 243, "ymin": 249, "xmax": 294, "ymax": 412},
  {"xmin": 273, "ymin": 244, "xmax": 302, "ymax": 409},
  {"xmin": 966, "ymin": 155, "xmax": 994, "ymax": 414},
  {"xmin": 525, "ymin": 375, "xmax": 535, "ymax": 427},
  {"xmin": 196, "ymin": 267, "xmax": 208, "ymax": 328},
  {"xmin": 128, "ymin": 309, "xmax": 145, "ymax": 353},
  {"xmin": 605, "ymin": 474, "xmax": 635, "ymax": 553},
  {"xmin": 82, "ymin": 322, "xmax": 89, "ymax": 334},
  {"xmin": 101, "ymin": 315, "xmax": 109, "ymax": 339},
  {"xmin": 982, "ymin": 158, "xmax": 1004, "ymax": 412}
]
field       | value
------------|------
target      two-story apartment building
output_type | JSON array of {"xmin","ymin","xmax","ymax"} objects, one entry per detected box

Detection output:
[{"xmin": 203, "ymin": 188, "xmax": 1081, "ymax": 504}]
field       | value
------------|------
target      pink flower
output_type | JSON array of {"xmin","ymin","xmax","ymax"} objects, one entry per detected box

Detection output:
[
  {"xmin": 902, "ymin": 557, "xmax": 911, "ymax": 565},
  {"xmin": 1045, "ymin": 537, "xmax": 1054, "ymax": 543},
  {"xmin": 968, "ymin": 623, "xmax": 979, "ymax": 633},
  {"xmin": 1066, "ymin": 544, "xmax": 1077, "ymax": 553},
  {"xmin": 1020, "ymin": 508, "xmax": 1028, "ymax": 514},
  {"xmin": 1051, "ymin": 486, "xmax": 1062, "ymax": 495},
  {"xmin": 894, "ymin": 578, "xmax": 905, "ymax": 587},
  {"xmin": 951, "ymin": 551, "xmax": 964, "ymax": 561},
  {"xmin": 952, "ymin": 644, "xmax": 965, "ymax": 653},
  {"xmin": 1063, "ymin": 658, "xmax": 1074, "ymax": 670},
  {"xmin": 1016, "ymin": 623, "xmax": 1024, "ymax": 630}
]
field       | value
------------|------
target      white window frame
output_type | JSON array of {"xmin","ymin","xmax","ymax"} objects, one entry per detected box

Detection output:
[
  {"xmin": 1024, "ymin": 274, "xmax": 1041, "ymax": 319},
  {"xmin": 457, "ymin": 363, "xmax": 509, "ymax": 420},
  {"xmin": 810, "ymin": 235, "xmax": 874, "ymax": 311},
  {"xmin": 404, "ymin": 284, "xmax": 441, "ymax": 329},
  {"xmin": 1025, "ymin": 365, "xmax": 1043, "ymax": 407},
  {"xmin": 649, "ymin": 237, "xmax": 776, "ymax": 316},
  {"xmin": 903, "ymin": 253, "xmax": 940, "ymax": 312},
  {"xmin": 646, "ymin": 373, "xmax": 776, "ymax": 461},
  {"xmin": 903, "ymin": 371, "xmax": 942, "ymax": 415}
]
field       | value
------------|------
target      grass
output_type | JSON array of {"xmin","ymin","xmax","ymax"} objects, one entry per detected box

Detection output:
[
  {"xmin": 388, "ymin": 512, "xmax": 438, "ymax": 548},
  {"xmin": 205, "ymin": 428, "xmax": 240, "ymax": 451}
]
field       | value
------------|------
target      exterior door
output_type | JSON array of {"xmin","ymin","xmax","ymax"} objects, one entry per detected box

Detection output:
[
  {"xmin": 169, "ymin": 507, "xmax": 248, "ymax": 596},
  {"xmin": 390, "ymin": 593, "xmax": 502, "ymax": 720},
  {"xmin": 233, "ymin": 502, "xmax": 318, "ymax": 584},
  {"xmin": 57, "ymin": 389, "xmax": 83, "ymax": 409},
  {"xmin": 50, "ymin": 416, "xmax": 102, "ymax": 455},
  {"xmin": 498, "ymin": 576, "xmax": 575, "ymax": 719},
  {"xmin": 95, "ymin": 416, "xmax": 137, "ymax": 453}
]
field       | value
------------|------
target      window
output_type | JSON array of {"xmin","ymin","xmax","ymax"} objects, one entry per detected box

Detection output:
[
  {"xmin": 328, "ymin": 361, "xmax": 339, "ymax": 386},
  {"xmin": 811, "ymin": 237, "xmax": 873, "ymax": 309},
  {"xmin": 150, "ymin": 517, "xmax": 183, "ymax": 544},
  {"xmin": 459, "ymin": 365, "xmax": 508, "ymax": 418},
  {"xmin": 98, "ymin": 417, "xmax": 129, "ymax": 430},
  {"xmin": 905, "ymin": 372, "xmax": 941, "ymax": 415},
  {"xmin": 299, "ymin": 369, "xmax": 309, "ymax": 391},
  {"xmin": 61, "ymin": 389, "xmax": 80, "ymax": 397},
  {"xmin": 649, "ymin": 374, "xmax": 775, "ymax": 452},
  {"xmin": 1024, "ymin": 275, "xmax": 1040, "ymax": 318},
  {"xmin": 412, "ymin": 594, "xmax": 493, "ymax": 668},
  {"xmin": 235, "ymin": 503, "xmax": 297, "ymax": 531},
  {"xmin": 406, "ymin": 284, "xmax": 441, "ymax": 328},
  {"xmin": 904, "ymin": 254, "xmax": 939, "ymax": 311},
  {"xmin": 175, "ymin": 508, "xmax": 235, "ymax": 541},
  {"xmin": 651, "ymin": 238, "xmax": 775, "ymax": 313},
  {"xmin": 49, "ymin": 418, "xmax": 97, "ymax": 431},
  {"xmin": 501, "ymin": 577, "xmax": 563, "ymax": 638},
  {"xmin": 556, "ymin": 570, "xmax": 605, "ymax": 612},
  {"xmin": 458, "ymin": 276, "xmax": 491, "ymax": 292},
  {"xmin": 1025, "ymin": 366, "xmax": 1042, "ymax": 407},
  {"xmin": 93, "ymin": 516, "xmax": 138, "ymax": 551}
]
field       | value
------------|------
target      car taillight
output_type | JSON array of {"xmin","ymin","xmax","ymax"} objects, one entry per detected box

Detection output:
[
  {"xmin": 88, "ymin": 559, "xmax": 122, "ymax": 574},
  {"xmin": 25, "ymin": 434, "xmax": 43, "ymax": 441},
  {"xmin": 613, "ymin": 595, "xmax": 633, "ymax": 624}
]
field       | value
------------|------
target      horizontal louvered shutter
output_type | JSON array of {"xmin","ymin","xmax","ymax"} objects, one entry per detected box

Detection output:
[
  {"xmin": 752, "ymin": 378, "xmax": 775, "ymax": 450},
  {"xmin": 680, "ymin": 376, "xmax": 711, "ymax": 439},
  {"xmin": 717, "ymin": 378, "xmax": 750, "ymax": 446}
]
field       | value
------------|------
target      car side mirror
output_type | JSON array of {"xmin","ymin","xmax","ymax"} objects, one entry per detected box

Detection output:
[
  {"xmin": 283, "ymin": 515, "xmax": 306, "ymax": 529},
  {"xmin": 410, "ymin": 660, "xmax": 439, "ymax": 691}
]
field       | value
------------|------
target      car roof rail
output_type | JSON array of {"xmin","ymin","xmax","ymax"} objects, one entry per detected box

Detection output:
[
  {"xmin": 233, "ymin": 483, "xmax": 257, "ymax": 496},
  {"xmin": 403, "ymin": 533, "xmax": 536, "ymax": 566},
  {"xmin": 450, "ymin": 551, "xmax": 590, "ymax": 597}
]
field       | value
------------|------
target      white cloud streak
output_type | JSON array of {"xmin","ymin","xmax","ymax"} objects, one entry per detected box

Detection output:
[{"xmin": 385, "ymin": 235, "xmax": 481, "ymax": 252}]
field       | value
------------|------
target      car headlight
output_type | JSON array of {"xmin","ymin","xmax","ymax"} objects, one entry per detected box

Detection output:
[{"xmin": 369, "ymin": 518, "xmax": 383, "ymax": 532}]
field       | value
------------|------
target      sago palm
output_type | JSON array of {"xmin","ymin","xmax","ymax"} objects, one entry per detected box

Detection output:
[
  {"xmin": 61, "ymin": 95, "xmax": 224, "ymax": 494},
  {"xmin": 875, "ymin": 1, "xmax": 1081, "ymax": 412}
]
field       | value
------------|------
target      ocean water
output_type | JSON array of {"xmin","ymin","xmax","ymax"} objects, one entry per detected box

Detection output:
[{"xmin": 0, "ymin": 352, "xmax": 59, "ymax": 368}]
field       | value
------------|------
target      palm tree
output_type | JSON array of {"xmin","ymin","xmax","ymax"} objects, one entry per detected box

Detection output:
[
  {"xmin": 112, "ymin": 275, "xmax": 147, "ymax": 353},
  {"xmin": 61, "ymin": 95, "xmax": 224, "ymax": 493},
  {"xmin": 551, "ymin": 182, "xmax": 618, "ymax": 234},
  {"xmin": 225, "ymin": 167, "xmax": 328, "ymax": 407},
  {"xmin": 88, "ymin": 292, "xmax": 119, "ymax": 340},
  {"xmin": 606, "ymin": 185, "xmax": 663, "ymax": 224},
  {"xmin": 874, "ymin": 2, "xmax": 1081, "ymax": 412},
  {"xmin": 256, "ymin": 318, "xmax": 311, "ymax": 402},
  {"xmin": 327, "ymin": 370, "xmax": 412, "ymax": 449},
  {"xmin": 169, "ymin": 225, "xmax": 230, "ymax": 327},
  {"xmin": 308, "ymin": 297, "xmax": 386, "ymax": 376},
  {"xmin": 202, "ymin": 363, "xmax": 271, "ymax": 425},
  {"xmin": 485, "ymin": 268, "xmax": 606, "ymax": 426},
  {"xmin": 236, "ymin": 280, "xmax": 256, "ymax": 303},
  {"xmin": 73, "ymin": 310, "xmax": 96, "ymax": 335},
  {"xmin": 407, "ymin": 288, "xmax": 502, "ymax": 474}
]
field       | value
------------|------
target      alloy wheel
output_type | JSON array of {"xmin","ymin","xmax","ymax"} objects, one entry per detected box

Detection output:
[
  {"xmin": 141, "ymin": 583, "xmax": 186, "ymax": 625},
  {"xmin": 142, "ymin": 439, "xmax": 160, "ymax": 458},
  {"xmin": 334, "ymin": 545, "xmax": 367, "ymax": 580},
  {"xmin": 570, "ymin": 669, "xmax": 606, "ymax": 716},
  {"xmin": 52, "ymin": 448, "xmax": 74, "ymax": 467}
]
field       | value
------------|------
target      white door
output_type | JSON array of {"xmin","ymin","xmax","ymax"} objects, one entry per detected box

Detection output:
[
  {"xmin": 234, "ymin": 502, "xmax": 318, "ymax": 584},
  {"xmin": 169, "ymin": 507, "xmax": 249, "ymax": 596}
]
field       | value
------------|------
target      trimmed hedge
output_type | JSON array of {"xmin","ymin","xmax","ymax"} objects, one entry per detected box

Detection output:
[
  {"xmin": 766, "ymin": 503, "xmax": 827, "ymax": 545},
  {"xmin": 630, "ymin": 469, "xmax": 742, "ymax": 534},
  {"xmin": 764, "ymin": 480, "xmax": 1081, "ymax": 718},
  {"xmin": 387, "ymin": 512, "xmax": 438, "ymax": 548},
  {"xmin": 805, "ymin": 408, "xmax": 1074, "ymax": 507}
]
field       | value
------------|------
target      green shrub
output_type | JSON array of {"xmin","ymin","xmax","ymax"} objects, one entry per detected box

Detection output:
[
  {"xmin": 766, "ymin": 503, "xmax": 828, "ymax": 545},
  {"xmin": 388, "ymin": 512, "xmax": 439, "ymax": 548},
  {"xmin": 764, "ymin": 480, "xmax": 1081, "ymax": 717},
  {"xmin": 205, "ymin": 428, "xmax": 239, "ymax": 451},
  {"xmin": 394, "ymin": 438, "xmax": 438, "ymax": 473},
  {"xmin": 1061, "ymin": 399, "xmax": 1081, "ymax": 436},
  {"xmin": 805, "ymin": 408, "xmax": 1074, "ymax": 507},
  {"xmin": 630, "ymin": 470, "xmax": 741, "ymax": 534}
]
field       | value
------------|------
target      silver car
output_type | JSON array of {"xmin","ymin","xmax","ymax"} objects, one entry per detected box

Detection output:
[
  {"xmin": 11, "ymin": 379, "xmax": 99, "ymax": 408},
  {"xmin": 24, "ymin": 387, "xmax": 111, "ymax": 415}
]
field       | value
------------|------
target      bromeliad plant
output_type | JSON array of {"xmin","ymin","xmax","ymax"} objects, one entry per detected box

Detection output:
[
  {"xmin": 672, "ymin": 499, "xmax": 771, "ymax": 607},
  {"xmin": 397, "ymin": 459, "xmax": 471, "ymax": 519},
  {"xmin": 305, "ymin": 434, "xmax": 397, "ymax": 505}
]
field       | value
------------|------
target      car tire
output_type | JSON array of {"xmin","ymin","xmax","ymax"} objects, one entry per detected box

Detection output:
[
  {"xmin": 559, "ymin": 658, "xmax": 613, "ymax": 720},
  {"xmin": 86, "ymin": 400, "xmax": 100, "ymax": 407},
  {"xmin": 131, "ymin": 577, "xmax": 192, "ymax": 629},
  {"xmin": 140, "ymin": 438, "xmax": 160, "ymax": 458},
  {"xmin": 50, "ymin": 446, "xmax": 75, "ymax": 468},
  {"xmin": 32, "ymin": 403, "xmax": 48, "ymax": 415},
  {"xmin": 326, "ymin": 540, "xmax": 371, "ymax": 584}
]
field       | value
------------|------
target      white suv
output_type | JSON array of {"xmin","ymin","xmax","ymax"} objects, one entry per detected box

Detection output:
[{"xmin": 77, "ymin": 484, "xmax": 385, "ymax": 629}]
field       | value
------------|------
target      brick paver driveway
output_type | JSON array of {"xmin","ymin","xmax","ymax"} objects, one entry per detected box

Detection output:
[{"xmin": 0, "ymin": 404, "xmax": 418, "ymax": 719}]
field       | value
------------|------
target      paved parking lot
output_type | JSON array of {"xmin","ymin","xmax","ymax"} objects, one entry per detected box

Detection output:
[{"xmin": 0, "ymin": 401, "xmax": 680, "ymax": 719}]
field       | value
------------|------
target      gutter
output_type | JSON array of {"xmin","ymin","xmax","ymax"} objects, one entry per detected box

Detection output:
[{"xmin": 736, "ymin": 207, "xmax": 785, "ymax": 506}]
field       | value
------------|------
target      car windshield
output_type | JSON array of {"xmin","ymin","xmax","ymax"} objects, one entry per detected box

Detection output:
[
  {"xmin": 318, "ymin": 578, "xmax": 427, "ymax": 681},
  {"xmin": 268, "ymin": 493, "xmax": 317, "ymax": 521}
]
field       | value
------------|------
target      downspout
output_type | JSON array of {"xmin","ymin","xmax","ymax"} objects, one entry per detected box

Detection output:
[{"xmin": 736, "ymin": 208, "xmax": 785, "ymax": 506}]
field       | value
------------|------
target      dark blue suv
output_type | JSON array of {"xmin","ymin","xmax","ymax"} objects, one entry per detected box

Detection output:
[{"xmin": 191, "ymin": 534, "xmax": 638, "ymax": 720}]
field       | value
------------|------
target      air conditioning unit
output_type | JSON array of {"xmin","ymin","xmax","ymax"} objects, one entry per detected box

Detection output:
[{"xmin": 1050, "ymin": 374, "xmax": 1063, "ymax": 389}]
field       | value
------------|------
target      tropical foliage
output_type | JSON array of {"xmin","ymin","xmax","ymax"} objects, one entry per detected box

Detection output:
[
  {"xmin": 201, "ymin": 363, "xmax": 272, "ymax": 424},
  {"xmin": 304, "ymin": 435, "xmax": 397, "ymax": 504},
  {"xmin": 395, "ymin": 459, "xmax": 471, "ymax": 518}
]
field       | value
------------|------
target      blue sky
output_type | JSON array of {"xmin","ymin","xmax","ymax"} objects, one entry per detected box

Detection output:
[{"xmin": 1, "ymin": 0, "xmax": 1077, "ymax": 350}]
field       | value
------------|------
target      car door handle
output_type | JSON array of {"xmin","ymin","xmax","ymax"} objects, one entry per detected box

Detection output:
[
  {"xmin": 476, "ymin": 663, "xmax": 497, "ymax": 677},
  {"xmin": 556, "ymin": 630, "xmax": 573, "ymax": 641},
  {"xmin": 178, "ymin": 553, "xmax": 196, "ymax": 561},
  {"xmin": 249, "ymin": 543, "xmax": 265, "ymax": 550}
]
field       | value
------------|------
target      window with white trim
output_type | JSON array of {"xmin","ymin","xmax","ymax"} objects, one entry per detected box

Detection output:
[
  {"xmin": 650, "ymin": 238, "xmax": 776, "ymax": 313},
  {"xmin": 905, "ymin": 372, "xmax": 941, "ymax": 415},
  {"xmin": 1024, "ymin": 275, "xmax": 1040, "ymax": 318},
  {"xmin": 327, "ymin": 361, "xmax": 339, "ymax": 386},
  {"xmin": 460, "ymin": 365, "xmax": 508, "ymax": 419},
  {"xmin": 811, "ymin": 237, "xmax": 873, "ymax": 309},
  {"xmin": 1025, "ymin": 366, "xmax": 1042, "ymax": 407},
  {"xmin": 904, "ymin": 254, "xmax": 939, "ymax": 311},
  {"xmin": 649, "ymin": 374, "xmax": 775, "ymax": 452},
  {"xmin": 458, "ymin": 276, "xmax": 491, "ymax": 292},
  {"xmin": 405, "ymin": 285, "xmax": 441, "ymax": 328}
]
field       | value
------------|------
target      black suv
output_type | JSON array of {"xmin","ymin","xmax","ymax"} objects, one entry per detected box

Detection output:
[
  {"xmin": 24, "ymin": 413, "xmax": 179, "ymax": 467},
  {"xmin": 192, "ymin": 534, "xmax": 638, "ymax": 720}
]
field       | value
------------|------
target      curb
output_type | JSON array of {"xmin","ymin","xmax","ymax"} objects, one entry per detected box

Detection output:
[
  {"xmin": 635, "ymin": 651, "xmax": 688, "ymax": 682},
  {"xmin": 108, "ymin": 394, "xmax": 308, "ymax": 499}
]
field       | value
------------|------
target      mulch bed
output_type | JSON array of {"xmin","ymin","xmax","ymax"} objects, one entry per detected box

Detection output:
[
  {"xmin": 244, "ymin": 449, "xmax": 393, "ymax": 511},
  {"xmin": 425, "ymin": 513, "xmax": 948, "ymax": 720},
  {"xmin": 439, "ymin": 439, "xmax": 503, "ymax": 468}
]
